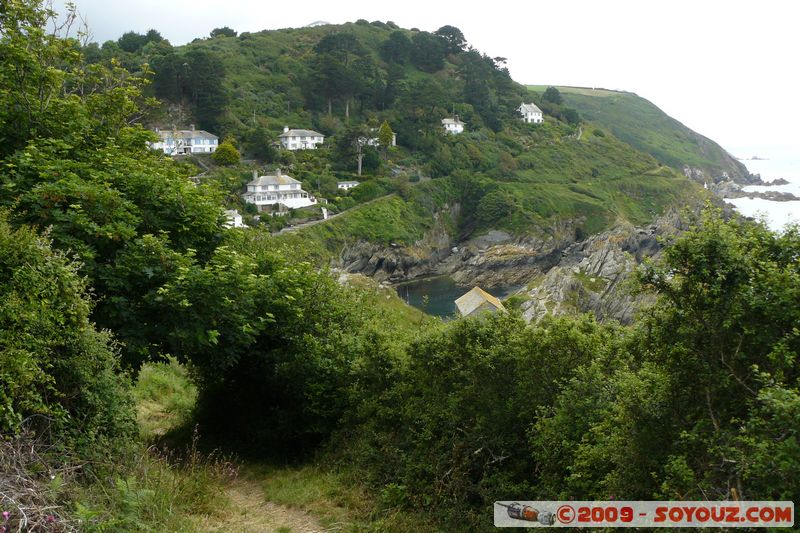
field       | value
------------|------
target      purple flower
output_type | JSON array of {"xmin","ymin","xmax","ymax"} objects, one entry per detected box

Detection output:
[
  {"xmin": 47, "ymin": 515, "xmax": 55, "ymax": 522},
  {"xmin": 2, "ymin": 511, "xmax": 8, "ymax": 521}
]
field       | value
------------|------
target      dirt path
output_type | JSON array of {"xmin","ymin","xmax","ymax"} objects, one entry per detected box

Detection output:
[{"xmin": 200, "ymin": 477, "xmax": 324, "ymax": 533}]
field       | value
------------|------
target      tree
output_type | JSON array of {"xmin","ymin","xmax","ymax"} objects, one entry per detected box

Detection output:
[
  {"xmin": 562, "ymin": 107, "xmax": 580, "ymax": 125},
  {"xmin": 435, "ymin": 25, "xmax": 467, "ymax": 54},
  {"xmin": 307, "ymin": 33, "xmax": 374, "ymax": 118},
  {"xmin": 117, "ymin": 31, "xmax": 148, "ymax": 52},
  {"xmin": 542, "ymin": 86, "xmax": 563, "ymax": 105},
  {"xmin": 410, "ymin": 31, "xmax": 446, "ymax": 73},
  {"xmin": 183, "ymin": 48, "xmax": 229, "ymax": 131},
  {"xmin": 212, "ymin": 140, "xmax": 241, "ymax": 165},
  {"xmin": 210, "ymin": 26, "xmax": 237, "ymax": 38},
  {"xmin": 377, "ymin": 120, "xmax": 395, "ymax": 160},
  {"xmin": 380, "ymin": 31, "xmax": 412, "ymax": 63},
  {"xmin": 145, "ymin": 28, "xmax": 164, "ymax": 42}
]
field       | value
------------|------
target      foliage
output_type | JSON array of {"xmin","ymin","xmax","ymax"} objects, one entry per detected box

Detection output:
[
  {"xmin": 377, "ymin": 120, "xmax": 395, "ymax": 154},
  {"xmin": 380, "ymin": 31, "xmax": 412, "ymax": 64},
  {"xmin": 0, "ymin": 0, "xmax": 227, "ymax": 367},
  {"xmin": 210, "ymin": 26, "xmax": 237, "ymax": 38},
  {"xmin": 542, "ymin": 86, "xmax": 563, "ymax": 105},
  {"xmin": 329, "ymin": 212, "xmax": 800, "ymax": 530},
  {"xmin": 434, "ymin": 25, "xmax": 467, "ymax": 54},
  {"xmin": 409, "ymin": 31, "xmax": 447, "ymax": 73},
  {"xmin": 337, "ymin": 313, "xmax": 617, "ymax": 529},
  {"xmin": 530, "ymin": 86, "xmax": 750, "ymax": 179},
  {"xmin": 0, "ymin": 215, "xmax": 136, "ymax": 452},
  {"xmin": 211, "ymin": 140, "xmax": 241, "ymax": 165}
]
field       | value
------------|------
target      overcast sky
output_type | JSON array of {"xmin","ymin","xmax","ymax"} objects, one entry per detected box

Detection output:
[{"xmin": 56, "ymin": 0, "xmax": 800, "ymax": 157}]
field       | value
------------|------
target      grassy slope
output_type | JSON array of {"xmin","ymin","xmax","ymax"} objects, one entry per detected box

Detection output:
[
  {"xmin": 182, "ymin": 26, "xmax": 704, "ymax": 248},
  {"xmin": 495, "ymin": 121, "xmax": 695, "ymax": 235},
  {"xmin": 528, "ymin": 85, "xmax": 749, "ymax": 181},
  {"xmin": 283, "ymin": 121, "xmax": 700, "ymax": 249}
]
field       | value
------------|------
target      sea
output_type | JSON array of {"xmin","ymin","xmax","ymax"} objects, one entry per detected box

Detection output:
[{"xmin": 724, "ymin": 147, "xmax": 800, "ymax": 231}]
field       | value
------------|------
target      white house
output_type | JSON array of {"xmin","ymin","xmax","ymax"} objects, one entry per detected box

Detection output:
[
  {"xmin": 337, "ymin": 181, "xmax": 360, "ymax": 191},
  {"xmin": 442, "ymin": 116, "xmax": 465, "ymax": 135},
  {"xmin": 150, "ymin": 126, "xmax": 219, "ymax": 155},
  {"xmin": 223, "ymin": 209, "xmax": 244, "ymax": 228},
  {"xmin": 278, "ymin": 126, "xmax": 325, "ymax": 150},
  {"xmin": 518, "ymin": 103, "xmax": 544, "ymax": 124},
  {"xmin": 242, "ymin": 169, "xmax": 317, "ymax": 211}
]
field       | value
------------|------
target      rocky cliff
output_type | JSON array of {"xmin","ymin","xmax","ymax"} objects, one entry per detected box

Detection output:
[
  {"xmin": 337, "ymin": 205, "xmax": 690, "ymax": 323},
  {"xmin": 519, "ymin": 210, "xmax": 686, "ymax": 323}
]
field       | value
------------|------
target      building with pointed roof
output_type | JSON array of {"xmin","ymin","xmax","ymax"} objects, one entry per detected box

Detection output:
[
  {"xmin": 454, "ymin": 286, "xmax": 506, "ymax": 318},
  {"xmin": 242, "ymin": 169, "xmax": 317, "ymax": 211},
  {"xmin": 278, "ymin": 126, "xmax": 325, "ymax": 150},
  {"xmin": 150, "ymin": 126, "xmax": 219, "ymax": 155},
  {"xmin": 442, "ymin": 115, "xmax": 465, "ymax": 134},
  {"xmin": 518, "ymin": 103, "xmax": 544, "ymax": 124}
]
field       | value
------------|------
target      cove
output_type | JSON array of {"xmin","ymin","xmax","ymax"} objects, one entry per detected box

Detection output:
[{"xmin": 395, "ymin": 276, "xmax": 519, "ymax": 318}]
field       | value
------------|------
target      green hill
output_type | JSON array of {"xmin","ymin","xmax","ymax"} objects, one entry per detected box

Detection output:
[
  {"xmin": 528, "ymin": 85, "xmax": 751, "ymax": 183},
  {"xmin": 94, "ymin": 22, "xmax": 707, "ymax": 248}
]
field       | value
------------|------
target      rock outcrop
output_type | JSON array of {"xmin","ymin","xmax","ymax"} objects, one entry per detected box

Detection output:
[
  {"xmin": 337, "ymin": 205, "xmax": 690, "ymax": 324},
  {"xmin": 519, "ymin": 211, "xmax": 685, "ymax": 323}
]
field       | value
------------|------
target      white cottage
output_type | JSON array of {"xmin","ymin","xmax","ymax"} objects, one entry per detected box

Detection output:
[
  {"xmin": 150, "ymin": 126, "xmax": 219, "ymax": 155},
  {"xmin": 442, "ymin": 116, "xmax": 465, "ymax": 134},
  {"xmin": 242, "ymin": 169, "xmax": 317, "ymax": 211},
  {"xmin": 278, "ymin": 127, "xmax": 325, "ymax": 150},
  {"xmin": 223, "ymin": 209, "xmax": 244, "ymax": 228},
  {"xmin": 337, "ymin": 181, "xmax": 360, "ymax": 191},
  {"xmin": 518, "ymin": 103, "xmax": 543, "ymax": 124}
]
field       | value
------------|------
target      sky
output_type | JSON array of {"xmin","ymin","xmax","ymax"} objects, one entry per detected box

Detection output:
[{"xmin": 55, "ymin": 0, "xmax": 800, "ymax": 157}]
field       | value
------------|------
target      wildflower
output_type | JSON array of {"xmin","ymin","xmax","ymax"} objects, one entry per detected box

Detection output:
[{"xmin": 2, "ymin": 511, "xmax": 8, "ymax": 520}]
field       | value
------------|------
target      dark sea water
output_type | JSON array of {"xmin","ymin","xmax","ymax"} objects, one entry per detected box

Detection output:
[{"xmin": 395, "ymin": 276, "xmax": 519, "ymax": 318}]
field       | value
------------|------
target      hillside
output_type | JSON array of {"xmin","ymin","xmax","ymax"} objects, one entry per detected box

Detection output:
[
  {"xmin": 99, "ymin": 21, "xmax": 712, "ymax": 307},
  {"xmin": 3, "ymin": 4, "xmax": 799, "ymax": 532},
  {"xmin": 528, "ymin": 85, "xmax": 752, "ymax": 183}
]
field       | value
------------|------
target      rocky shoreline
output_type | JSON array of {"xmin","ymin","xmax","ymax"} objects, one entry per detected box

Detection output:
[{"xmin": 337, "ymin": 206, "xmax": 694, "ymax": 324}]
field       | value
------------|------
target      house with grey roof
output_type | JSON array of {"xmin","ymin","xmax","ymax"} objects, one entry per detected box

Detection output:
[
  {"xmin": 150, "ymin": 126, "xmax": 219, "ymax": 155},
  {"xmin": 442, "ymin": 115, "xmax": 465, "ymax": 134},
  {"xmin": 278, "ymin": 126, "xmax": 325, "ymax": 150},
  {"xmin": 242, "ymin": 169, "xmax": 317, "ymax": 211},
  {"xmin": 518, "ymin": 103, "xmax": 543, "ymax": 124},
  {"xmin": 455, "ymin": 286, "xmax": 506, "ymax": 318},
  {"xmin": 337, "ymin": 180, "xmax": 360, "ymax": 191}
]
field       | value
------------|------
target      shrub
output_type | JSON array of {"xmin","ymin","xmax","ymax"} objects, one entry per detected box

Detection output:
[
  {"xmin": 212, "ymin": 141, "xmax": 241, "ymax": 166},
  {"xmin": 0, "ymin": 216, "xmax": 135, "ymax": 455}
]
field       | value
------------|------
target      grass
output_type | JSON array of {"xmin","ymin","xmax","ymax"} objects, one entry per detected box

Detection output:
[
  {"xmin": 527, "ymin": 85, "xmax": 749, "ymax": 180},
  {"xmin": 133, "ymin": 356, "xmax": 198, "ymax": 439},
  {"xmin": 574, "ymin": 269, "xmax": 608, "ymax": 292},
  {"xmin": 251, "ymin": 464, "xmax": 443, "ymax": 532},
  {"xmin": 90, "ymin": 357, "xmax": 442, "ymax": 532},
  {"xmin": 344, "ymin": 273, "xmax": 432, "ymax": 331}
]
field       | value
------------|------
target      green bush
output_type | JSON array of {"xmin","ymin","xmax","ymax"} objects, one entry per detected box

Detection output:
[
  {"xmin": 212, "ymin": 141, "xmax": 241, "ymax": 166},
  {"xmin": 0, "ymin": 215, "xmax": 135, "ymax": 454}
]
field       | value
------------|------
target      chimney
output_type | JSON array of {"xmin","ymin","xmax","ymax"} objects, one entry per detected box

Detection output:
[
  {"xmin": 455, "ymin": 114, "xmax": 459, "ymax": 122},
  {"xmin": 283, "ymin": 126, "xmax": 289, "ymax": 133},
  {"xmin": 190, "ymin": 124, "xmax": 195, "ymax": 131},
  {"xmin": 252, "ymin": 169, "xmax": 258, "ymax": 180},
  {"xmin": 275, "ymin": 167, "xmax": 281, "ymax": 176}
]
